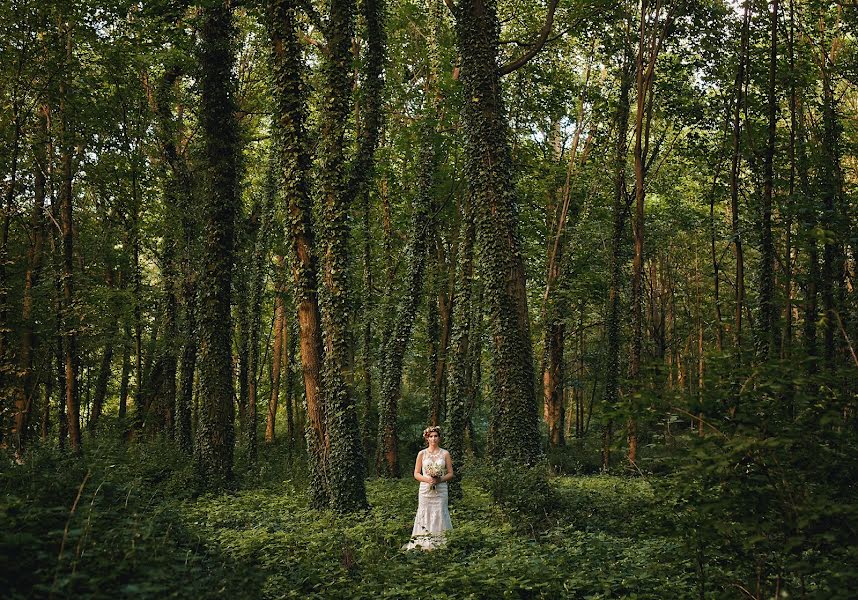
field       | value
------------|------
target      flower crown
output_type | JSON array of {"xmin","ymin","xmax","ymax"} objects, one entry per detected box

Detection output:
[{"xmin": 422, "ymin": 425, "xmax": 442, "ymax": 439}]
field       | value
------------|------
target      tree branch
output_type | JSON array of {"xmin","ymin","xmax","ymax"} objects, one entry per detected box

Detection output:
[{"xmin": 498, "ymin": 0, "xmax": 560, "ymax": 76}]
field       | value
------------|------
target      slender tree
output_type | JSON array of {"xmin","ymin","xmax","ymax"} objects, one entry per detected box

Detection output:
[
  {"xmin": 758, "ymin": 0, "xmax": 779, "ymax": 359},
  {"xmin": 602, "ymin": 32, "xmax": 634, "ymax": 472},
  {"xmin": 729, "ymin": 0, "xmax": 751, "ymax": 355},
  {"xmin": 376, "ymin": 120, "xmax": 437, "ymax": 478},
  {"xmin": 267, "ymin": 0, "xmax": 330, "ymax": 507}
]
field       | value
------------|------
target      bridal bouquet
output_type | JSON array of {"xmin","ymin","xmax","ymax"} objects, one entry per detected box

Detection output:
[{"xmin": 425, "ymin": 463, "xmax": 446, "ymax": 491}]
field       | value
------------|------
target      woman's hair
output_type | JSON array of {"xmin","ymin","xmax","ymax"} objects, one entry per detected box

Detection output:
[{"xmin": 422, "ymin": 425, "xmax": 442, "ymax": 441}]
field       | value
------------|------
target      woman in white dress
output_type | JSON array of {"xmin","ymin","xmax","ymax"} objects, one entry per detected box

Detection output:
[{"xmin": 404, "ymin": 425, "xmax": 454, "ymax": 550}]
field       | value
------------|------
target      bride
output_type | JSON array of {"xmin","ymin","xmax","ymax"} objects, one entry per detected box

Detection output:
[{"xmin": 404, "ymin": 425, "xmax": 454, "ymax": 550}]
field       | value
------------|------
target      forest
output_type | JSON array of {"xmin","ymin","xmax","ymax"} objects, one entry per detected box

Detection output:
[{"xmin": 1, "ymin": 0, "xmax": 856, "ymax": 597}]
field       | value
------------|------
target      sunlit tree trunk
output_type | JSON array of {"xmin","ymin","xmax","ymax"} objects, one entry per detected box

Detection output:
[
  {"xmin": 268, "ymin": 0, "xmax": 330, "ymax": 507},
  {"xmin": 267, "ymin": 256, "xmax": 287, "ymax": 443}
]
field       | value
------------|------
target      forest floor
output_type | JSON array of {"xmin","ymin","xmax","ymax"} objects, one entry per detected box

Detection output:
[{"xmin": 0, "ymin": 437, "xmax": 791, "ymax": 599}]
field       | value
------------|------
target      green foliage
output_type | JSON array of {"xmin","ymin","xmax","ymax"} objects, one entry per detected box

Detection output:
[
  {"xmin": 469, "ymin": 459, "xmax": 554, "ymax": 533},
  {"xmin": 0, "ymin": 440, "xmax": 713, "ymax": 599}
]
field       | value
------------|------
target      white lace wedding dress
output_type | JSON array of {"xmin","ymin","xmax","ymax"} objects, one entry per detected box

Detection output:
[{"xmin": 404, "ymin": 448, "xmax": 453, "ymax": 550}]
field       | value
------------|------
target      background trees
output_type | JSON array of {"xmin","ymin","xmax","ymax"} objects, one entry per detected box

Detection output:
[{"xmin": 0, "ymin": 0, "xmax": 856, "ymax": 592}]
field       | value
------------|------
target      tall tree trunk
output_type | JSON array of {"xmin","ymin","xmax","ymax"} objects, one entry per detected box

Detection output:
[
  {"xmin": 353, "ymin": 0, "xmax": 386, "ymax": 454},
  {"xmin": 194, "ymin": 2, "xmax": 239, "ymax": 488},
  {"xmin": 797, "ymin": 92, "xmax": 816, "ymax": 367},
  {"xmin": 542, "ymin": 120, "xmax": 566, "ymax": 449},
  {"xmin": 819, "ymin": 58, "xmax": 843, "ymax": 370},
  {"xmin": 629, "ymin": 0, "xmax": 672, "ymax": 466},
  {"xmin": 267, "ymin": 0, "xmax": 330, "ymax": 507},
  {"xmin": 131, "ymin": 162, "xmax": 143, "ymax": 434},
  {"xmin": 12, "ymin": 108, "xmax": 49, "ymax": 455},
  {"xmin": 153, "ymin": 64, "xmax": 190, "ymax": 440},
  {"xmin": 602, "ymin": 37, "xmax": 634, "ymax": 472},
  {"xmin": 455, "ymin": 0, "xmax": 540, "ymax": 465},
  {"xmin": 247, "ymin": 162, "xmax": 276, "ymax": 465},
  {"xmin": 59, "ymin": 20, "xmax": 81, "ymax": 454},
  {"xmin": 0, "ymin": 109, "xmax": 21, "ymax": 403},
  {"xmin": 758, "ymin": 0, "xmax": 779, "ymax": 359},
  {"xmin": 784, "ymin": 0, "xmax": 797, "ymax": 360},
  {"xmin": 284, "ymin": 318, "xmax": 296, "ymax": 446},
  {"xmin": 710, "ymin": 166, "xmax": 724, "ymax": 352},
  {"xmin": 446, "ymin": 204, "xmax": 475, "ymax": 500},
  {"xmin": 317, "ymin": 0, "xmax": 368, "ymax": 510},
  {"xmin": 427, "ymin": 261, "xmax": 441, "ymax": 426},
  {"xmin": 730, "ymin": 0, "xmax": 751, "ymax": 356}
]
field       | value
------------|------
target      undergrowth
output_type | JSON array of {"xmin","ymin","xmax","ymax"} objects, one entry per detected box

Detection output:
[{"xmin": 2, "ymin": 420, "xmax": 854, "ymax": 599}]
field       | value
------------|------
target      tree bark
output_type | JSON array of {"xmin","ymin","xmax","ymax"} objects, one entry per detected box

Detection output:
[
  {"xmin": 12, "ymin": 107, "xmax": 49, "ymax": 455},
  {"xmin": 194, "ymin": 2, "xmax": 239, "ymax": 488},
  {"xmin": 267, "ymin": 0, "xmax": 330, "ymax": 507},
  {"xmin": 455, "ymin": 0, "xmax": 540, "ymax": 465},
  {"xmin": 59, "ymin": 19, "xmax": 81, "ymax": 454},
  {"xmin": 267, "ymin": 256, "xmax": 288, "ymax": 443},
  {"xmin": 317, "ymin": 0, "xmax": 368, "ymax": 510},
  {"xmin": 445, "ymin": 204, "xmax": 475, "ymax": 500}
]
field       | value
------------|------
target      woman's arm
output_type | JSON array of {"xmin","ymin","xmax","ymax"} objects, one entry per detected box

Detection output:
[
  {"xmin": 413, "ymin": 450, "xmax": 434, "ymax": 483},
  {"xmin": 441, "ymin": 450, "xmax": 454, "ymax": 482}
]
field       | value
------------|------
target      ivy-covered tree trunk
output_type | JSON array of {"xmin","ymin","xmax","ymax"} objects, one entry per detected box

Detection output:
[
  {"xmin": 247, "ymin": 164, "xmax": 275, "ymax": 465},
  {"xmin": 153, "ymin": 65, "xmax": 196, "ymax": 452},
  {"xmin": 0, "ymin": 104, "xmax": 21, "ymax": 406},
  {"xmin": 119, "ymin": 321, "xmax": 131, "ymax": 422},
  {"xmin": 352, "ymin": 0, "xmax": 386, "ymax": 453},
  {"xmin": 267, "ymin": 0, "xmax": 330, "ymax": 507},
  {"xmin": 376, "ymin": 123, "xmax": 436, "ymax": 478},
  {"xmin": 316, "ymin": 0, "xmax": 369, "ymax": 510},
  {"xmin": 454, "ymin": 0, "xmax": 540, "ymax": 465},
  {"xmin": 194, "ymin": 2, "xmax": 239, "ymax": 488},
  {"xmin": 430, "ymin": 235, "xmax": 456, "ymax": 429},
  {"xmin": 235, "ymin": 270, "xmax": 250, "ymax": 434},
  {"xmin": 446, "ymin": 205, "xmax": 475, "ymax": 501}
]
